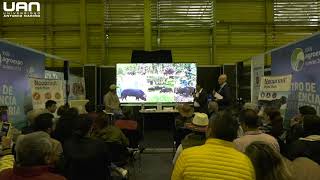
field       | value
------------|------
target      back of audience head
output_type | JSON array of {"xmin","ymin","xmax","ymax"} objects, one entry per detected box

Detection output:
[
  {"xmin": 85, "ymin": 102, "xmax": 95, "ymax": 113},
  {"xmin": 92, "ymin": 112, "xmax": 110, "ymax": 130},
  {"xmin": 299, "ymin": 106, "xmax": 317, "ymax": 116},
  {"xmin": 207, "ymin": 110, "xmax": 239, "ymax": 142},
  {"xmin": 208, "ymin": 101, "xmax": 219, "ymax": 113},
  {"xmin": 15, "ymin": 131, "xmax": 53, "ymax": 167},
  {"xmin": 45, "ymin": 100, "xmax": 57, "ymax": 113},
  {"xmin": 265, "ymin": 108, "xmax": 281, "ymax": 120},
  {"xmin": 33, "ymin": 113, "xmax": 54, "ymax": 134},
  {"xmin": 245, "ymin": 141, "xmax": 292, "ymax": 180},
  {"xmin": 73, "ymin": 115, "xmax": 93, "ymax": 137},
  {"xmin": 239, "ymin": 109, "xmax": 259, "ymax": 131},
  {"xmin": 57, "ymin": 105, "xmax": 69, "ymax": 116},
  {"xmin": 243, "ymin": 103, "xmax": 259, "ymax": 113},
  {"xmin": 303, "ymin": 114, "xmax": 320, "ymax": 137}
]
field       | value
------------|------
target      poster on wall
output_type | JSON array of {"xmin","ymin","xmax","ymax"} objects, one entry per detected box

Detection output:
[
  {"xmin": 0, "ymin": 41, "xmax": 45, "ymax": 128},
  {"xmin": 45, "ymin": 70, "xmax": 85, "ymax": 100},
  {"xmin": 272, "ymin": 33, "xmax": 320, "ymax": 120},
  {"xmin": 258, "ymin": 75, "xmax": 292, "ymax": 128},
  {"xmin": 29, "ymin": 78, "xmax": 64, "ymax": 110},
  {"xmin": 68, "ymin": 75, "xmax": 86, "ymax": 100},
  {"xmin": 251, "ymin": 54, "xmax": 265, "ymax": 104}
]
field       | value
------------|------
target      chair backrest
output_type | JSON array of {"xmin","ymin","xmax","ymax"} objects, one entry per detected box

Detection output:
[{"xmin": 115, "ymin": 120, "xmax": 138, "ymax": 130}]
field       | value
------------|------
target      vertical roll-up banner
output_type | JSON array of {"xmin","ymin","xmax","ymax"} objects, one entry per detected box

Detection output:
[
  {"xmin": 258, "ymin": 75, "xmax": 292, "ymax": 128},
  {"xmin": 0, "ymin": 41, "xmax": 45, "ymax": 128},
  {"xmin": 29, "ymin": 78, "xmax": 65, "ymax": 110},
  {"xmin": 251, "ymin": 54, "xmax": 265, "ymax": 104},
  {"xmin": 272, "ymin": 34, "xmax": 320, "ymax": 121}
]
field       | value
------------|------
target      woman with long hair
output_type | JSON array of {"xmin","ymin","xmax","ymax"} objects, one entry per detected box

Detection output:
[{"xmin": 245, "ymin": 141, "xmax": 292, "ymax": 180}]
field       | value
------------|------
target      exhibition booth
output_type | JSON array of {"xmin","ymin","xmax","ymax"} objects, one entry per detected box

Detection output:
[
  {"xmin": 238, "ymin": 32, "xmax": 320, "ymax": 129},
  {"xmin": 0, "ymin": 39, "xmax": 86, "ymax": 131}
]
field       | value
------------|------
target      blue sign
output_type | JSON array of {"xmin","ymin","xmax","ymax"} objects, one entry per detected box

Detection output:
[
  {"xmin": 0, "ymin": 41, "xmax": 45, "ymax": 128},
  {"xmin": 272, "ymin": 34, "xmax": 320, "ymax": 120}
]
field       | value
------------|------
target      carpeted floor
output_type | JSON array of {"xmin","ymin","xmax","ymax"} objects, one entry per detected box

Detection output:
[{"xmin": 131, "ymin": 152, "xmax": 173, "ymax": 180}]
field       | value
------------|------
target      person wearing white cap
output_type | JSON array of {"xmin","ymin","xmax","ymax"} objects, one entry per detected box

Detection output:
[
  {"xmin": 172, "ymin": 113, "xmax": 209, "ymax": 165},
  {"xmin": 104, "ymin": 84, "xmax": 121, "ymax": 113}
]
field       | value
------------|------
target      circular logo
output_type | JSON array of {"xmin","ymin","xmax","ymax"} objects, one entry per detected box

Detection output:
[
  {"xmin": 291, "ymin": 48, "xmax": 305, "ymax": 72},
  {"xmin": 272, "ymin": 92, "xmax": 277, "ymax": 98}
]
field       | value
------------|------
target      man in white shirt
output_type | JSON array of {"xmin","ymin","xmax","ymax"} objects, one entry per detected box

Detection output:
[{"xmin": 234, "ymin": 109, "xmax": 280, "ymax": 153}]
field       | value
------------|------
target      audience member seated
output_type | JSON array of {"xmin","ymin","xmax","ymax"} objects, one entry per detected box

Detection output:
[
  {"xmin": 22, "ymin": 109, "xmax": 46, "ymax": 134},
  {"xmin": 52, "ymin": 108, "xmax": 79, "ymax": 144},
  {"xmin": 0, "ymin": 137, "xmax": 14, "ymax": 172},
  {"xmin": 63, "ymin": 115, "xmax": 111, "ymax": 180},
  {"xmin": 286, "ymin": 105, "xmax": 316, "ymax": 144},
  {"xmin": 285, "ymin": 114, "xmax": 320, "ymax": 165},
  {"xmin": 243, "ymin": 102, "xmax": 259, "ymax": 113},
  {"xmin": 207, "ymin": 101, "xmax": 218, "ymax": 122},
  {"xmin": 56, "ymin": 105, "xmax": 69, "ymax": 117},
  {"xmin": 172, "ymin": 113, "xmax": 208, "ymax": 164},
  {"xmin": 234, "ymin": 109, "xmax": 280, "ymax": 153},
  {"xmin": 245, "ymin": 141, "xmax": 292, "ymax": 180},
  {"xmin": 115, "ymin": 106, "xmax": 140, "ymax": 148},
  {"xmin": 45, "ymin": 100, "xmax": 58, "ymax": 114},
  {"xmin": 174, "ymin": 103, "xmax": 194, "ymax": 147},
  {"xmin": 85, "ymin": 101, "xmax": 98, "ymax": 122},
  {"xmin": 91, "ymin": 112, "xmax": 129, "ymax": 147},
  {"xmin": 171, "ymin": 111, "xmax": 255, "ymax": 180},
  {"xmin": 287, "ymin": 157, "xmax": 320, "ymax": 180},
  {"xmin": 0, "ymin": 131, "xmax": 66, "ymax": 180},
  {"xmin": 33, "ymin": 113, "xmax": 63, "ymax": 165}
]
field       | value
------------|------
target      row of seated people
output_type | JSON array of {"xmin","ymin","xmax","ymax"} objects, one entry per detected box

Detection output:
[
  {"xmin": 0, "ymin": 102, "xmax": 141, "ymax": 180},
  {"xmin": 172, "ymin": 102, "xmax": 320, "ymax": 180}
]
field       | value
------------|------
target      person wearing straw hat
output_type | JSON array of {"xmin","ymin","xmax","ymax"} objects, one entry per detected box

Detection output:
[
  {"xmin": 174, "ymin": 103, "xmax": 194, "ymax": 147},
  {"xmin": 173, "ymin": 113, "xmax": 208, "ymax": 165},
  {"xmin": 104, "ymin": 84, "xmax": 121, "ymax": 113}
]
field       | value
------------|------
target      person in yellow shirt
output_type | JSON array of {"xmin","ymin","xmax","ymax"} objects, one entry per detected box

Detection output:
[
  {"xmin": 171, "ymin": 111, "xmax": 255, "ymax": 180},
  {"xmin": 0, "ymin": 136, "xmax": 14, "ymax": 172}
]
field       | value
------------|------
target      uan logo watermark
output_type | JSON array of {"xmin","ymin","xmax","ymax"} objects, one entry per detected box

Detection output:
[{"xmin": 3, "ymin": 2, "xmax": 40, "ymax": 18}]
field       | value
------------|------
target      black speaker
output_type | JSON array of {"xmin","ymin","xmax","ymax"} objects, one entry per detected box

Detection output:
[
  {"xmin": 64, "ymin": 61, "xmax": 69, "ymax": 81},
  {"xmin": 131, "ymin": 50, "xmax": 172, "ymax": 63}
]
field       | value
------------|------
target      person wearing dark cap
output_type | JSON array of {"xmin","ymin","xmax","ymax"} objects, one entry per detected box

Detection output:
[{"xmin": 285, "ymin": 114, "xmax": 320, "ymax": 165}]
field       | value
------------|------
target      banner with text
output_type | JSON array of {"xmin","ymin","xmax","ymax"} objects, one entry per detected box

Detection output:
[
  {"xmin": 251, "ymin": 54, "xmax": 265, "ymax": 104},
  {"xmin": 272, "ymin": 34, "xmax": 320, "ymax": 119},
  {"xmin": 45, "ymin": 70, "xmax": 85, "ymax": 100},
  {"xmin": 30, "ymin": 78, "xmax": 64, "ymax": 110},
  {"xmin": 259, "ymin": 75, "xmax": 292, "ymax": 128},
  {"xmin": 0, "ymin": 41, "xmax": 45, "ymax": 128}
]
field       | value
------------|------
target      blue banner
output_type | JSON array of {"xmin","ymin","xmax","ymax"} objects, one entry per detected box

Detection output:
[
  {"xmin": 272, "ymin": 34, "xmax": 320, "ymax": 121},
  {"xmin": 0, "ymin": 41, "xmax": 45, "ymax": 128}
]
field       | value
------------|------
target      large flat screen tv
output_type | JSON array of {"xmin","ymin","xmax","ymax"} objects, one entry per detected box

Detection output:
[{"xmin": 116, "ymin": 63, "xmax": 197, "ymax": 103}]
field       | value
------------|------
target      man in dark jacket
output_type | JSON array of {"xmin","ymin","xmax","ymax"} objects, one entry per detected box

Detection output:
[
  {"xmin": 214, "ymin": 74, "xmax": 232, "ymax": 110},
  {"xmin": 285, "ymin": 114, "xmax": 320, "ymax": 165},
  {"xmin": 63, "ymin": 115, "xmax": 111, "ymax": 180},
  {"xmin": 193, "ymin": 84, "xmax": 208, "ymax": 114}
]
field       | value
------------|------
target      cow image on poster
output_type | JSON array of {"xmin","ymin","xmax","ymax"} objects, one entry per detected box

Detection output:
[{"xmin": 121, "ymin": 89, "xmax": 146, "ymax": 101}]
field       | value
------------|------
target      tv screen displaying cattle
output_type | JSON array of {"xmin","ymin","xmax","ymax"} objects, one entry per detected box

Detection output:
[{"xmin": 116, "ymin": 63, "xmax": 197, "ymax": 103}]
